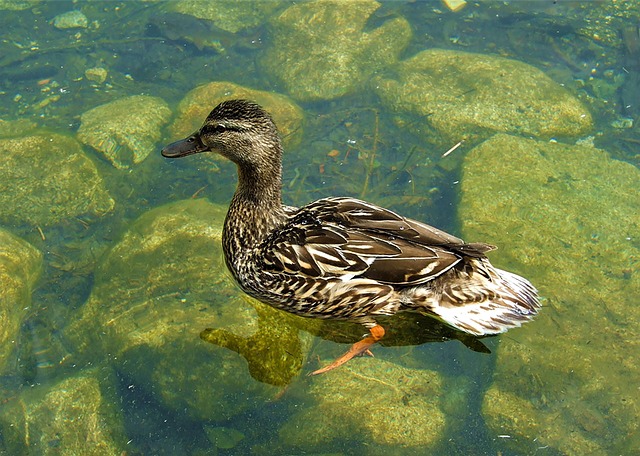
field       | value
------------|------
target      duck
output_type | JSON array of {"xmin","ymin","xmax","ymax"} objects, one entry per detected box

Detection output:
[{"xmin": 162, "ymin": 99, "xmax": 540, "ymax": 375}]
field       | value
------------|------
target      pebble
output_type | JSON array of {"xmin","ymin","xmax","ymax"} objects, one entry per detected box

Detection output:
[
  {"xmin": 85, "ymin": 67, "xmax": 108, "ymax": 84},
  {"xmin": 53, "ymin": 10, "xmax": 88, "ymax": 30}
]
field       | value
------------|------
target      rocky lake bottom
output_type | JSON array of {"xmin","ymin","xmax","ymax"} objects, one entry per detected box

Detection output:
[{"xmin": 0, "ymin": 1, "xmax": 638, "ymax": 454}]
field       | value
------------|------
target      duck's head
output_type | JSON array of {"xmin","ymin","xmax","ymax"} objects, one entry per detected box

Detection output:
[{"xmin": 162, "ymin": 99, "xmax": 282, "ymax": 170}]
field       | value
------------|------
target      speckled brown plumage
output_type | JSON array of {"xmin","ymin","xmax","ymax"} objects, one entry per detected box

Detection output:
[{"xmin": 162, "ymin": 99, "xmax": 541, "ymax": 373}]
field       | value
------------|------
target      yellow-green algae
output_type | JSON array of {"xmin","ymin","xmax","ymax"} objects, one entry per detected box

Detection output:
[
  {"xmin": 374, "ymin": 49, "xmax": 593, "ymax": 145},
  {"xmin": 459, "ymin": 134, "xmax": 639, "ymax": 455},
  {"xmin": 0, "ymin": 368, "xmax": 126, "ymax": 455},
  {"xmin": 77, "ymin": 95, "xmax": 171, "ymax": 169},
  {"xmin": 280, "ymin": 357, "xmax": 445, "ymax": 450},
  {"xmin": 64, "ymin": 198, "xmax": 313, "ymax": 421},
  {"xmin": 0, "ymin": 133, "xmax": 115, "ymax": 227},
  {"xmin": 169, "ymin": 81, "xmax": 304, "ymax": 150},
  {"xmin": 261, "ymin": 0, "xmax": 412, "ymax": 102},
  {"xmin": 0, "ymin": 230, "xmax": 42, "ymax": 373}
]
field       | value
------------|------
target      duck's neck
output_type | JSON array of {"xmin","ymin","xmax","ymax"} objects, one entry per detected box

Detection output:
[
  {"xmin": 235, "ymin": 162, "xmax": 283, "ymax": 210},
  {"xmin": 223, "ymin": 158, "xmax": 287, "ymax": 259}
]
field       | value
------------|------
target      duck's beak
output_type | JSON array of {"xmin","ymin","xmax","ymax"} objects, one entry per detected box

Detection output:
[{"xmin": 161, "ymin": 132, "xmax": 210, "ymax": 158}]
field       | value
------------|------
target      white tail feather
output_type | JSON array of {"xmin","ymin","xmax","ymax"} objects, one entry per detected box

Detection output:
[{"xmin": 411, "ymin": 261, "xmax": 541, "ymax": 336}]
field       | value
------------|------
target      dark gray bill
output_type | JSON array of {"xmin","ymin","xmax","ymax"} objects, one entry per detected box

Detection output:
[{"xmin": 161, "ymin": 132, "xmax": 209, "ymax": 158}]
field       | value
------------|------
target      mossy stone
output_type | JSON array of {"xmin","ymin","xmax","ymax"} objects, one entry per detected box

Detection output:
[
  {"xmin": 64, "ymin": 198, "xmax": 313, "ymax": 421},
  {"xmin": 0, "ymin": 0, "xmax": 34, "ymax": 11},
  {"xmin": 0, "ymin": 119, "xmax": 37, "ymax": 138},
  {"xmin": 459, "ymin": 134, "xmax": 639, "ymax": 455},
  {"xmin": 261, "ymin": 0, "xmax": 412, "ymax": 101},
  {"xmin": 280, "ymin": 358, "xmax": 445, "ymax": 449},
  {"xmin": 0, "ymin": 368, "xmax": 126, "ymax": 454},
  {"xmin": 171, "ymin": 0, "xmax": 281, "ymax": 33},
  {"xmin": 0, "ymin": 230, "xmax": 42, "ymax": 373},
  {"xmin": 169, "ymin": 81, "xmax": 304, "ymax": 150},
  {"xmin": 52, "ymin": 10, "xmax": 88, "ymax": 29},
  {"xmin": 374, "ymin": 49, "xmax": 593, "ymax": 145},
  {"xmin": 77, "ymin": 95, "xmax": 171, "ymax": 169},
  {"xmin": 0, "ymin": 133, "xmax": 115, "ymax": 227}
]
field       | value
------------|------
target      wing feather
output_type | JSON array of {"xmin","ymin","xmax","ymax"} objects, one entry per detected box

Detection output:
[{"xmin": 263, "ymin": 197, "xmax": 482, "ymax": 286}]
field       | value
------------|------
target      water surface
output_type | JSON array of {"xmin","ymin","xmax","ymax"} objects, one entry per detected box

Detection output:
[{"xmin": 0, "ymin": 1, "xmax": 638, "ymax": 455}]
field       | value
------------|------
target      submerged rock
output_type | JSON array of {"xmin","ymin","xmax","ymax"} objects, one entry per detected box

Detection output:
[
  {"xmin": 0, "ymin": 368, "xmax": 126, "ymax": 454},
  {"xmin": 0, "ymin": 0, "xmax": 35, "ymax": 11},
  {"xmin": 0, "ymin": 133, "xmax": 115, "ymax": 227},
  {"xmin": 261, "ymin": 0, "xmax": 411, "ymax": 101},
  {"xmin": 52, "ymin": 10, "xmax": 88, "ymax": 29},
  {"xmin": 578, "ymin": 1, "xmax": 640, "ymax": 48},
  {"xmin": 459, "ymin": 134, "xmax": 640, "ymax": 455},
  {"xmin": 374, "ymin": 49, "xmax": 592, "ymax": 144},
  {"xmin": 0, "ymin": 118, "xmax": 37, "ymax": 137},
  {"xmin": 77, "ymin": 95, "xmax": 171, "ymax": 169},
  {"xmin": 280, "ymin": 358, "xmax": 445, "ymax": 449},
  {"xmin": 169, "ymin": 81, "xmax": 304, "ymax": 150},
  {"xmin": 84, "ymin": 66, "xmax": 107, "ymax": 84},
  {"xmin": 171, "ymin": 0, "xmax": 281, "ymax": 34},
  {"xmin": 64, "ymin": 199, "xmax": 312, "ymax": 421},
  {"xmin": 0, "ymin": 230, "xmax": 42, "ymax": 373},
  {"xmin": 147, "ymin": 12, "xmax": 228, "ymax": 52}
]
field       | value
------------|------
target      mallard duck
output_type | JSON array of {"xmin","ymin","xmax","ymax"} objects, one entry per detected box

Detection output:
[{"xmin": 162, "ymin": 99, "xmax": 540, "ymax": 375}]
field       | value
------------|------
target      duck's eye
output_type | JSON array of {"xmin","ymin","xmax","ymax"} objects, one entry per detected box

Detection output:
[{"xmin": 202, "ymin": 123, "xmax": 228, "ymax": 136}]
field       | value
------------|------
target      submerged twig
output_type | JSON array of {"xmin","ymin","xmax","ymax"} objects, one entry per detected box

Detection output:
[
  {"xmin": 442, "ymin": 140, "xmax": 465, "ymax": 158},
  {"xmin": 36, "ymin": 226, "xmax": 45, "ymax": 241},
  {"xmin": 191, "ymin": 185, "xmax": 207, "ymax": 199}
]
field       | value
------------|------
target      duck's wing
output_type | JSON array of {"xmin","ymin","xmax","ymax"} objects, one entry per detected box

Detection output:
[{"xmin": 263, "ymin": 197, "xmax": 491, "ymax": 286}]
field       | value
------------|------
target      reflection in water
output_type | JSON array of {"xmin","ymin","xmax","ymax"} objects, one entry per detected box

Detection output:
[
  {"xmin": 201, "ymin": 299, "xmax": 490, "ymax": 386},
  {"xmin": 200, "ymin": 300, "xmax": 307, "ymax": 387}
]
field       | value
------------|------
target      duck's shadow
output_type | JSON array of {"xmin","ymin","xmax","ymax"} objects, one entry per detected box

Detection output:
[
  {"xmin": 200, "ymin": 300, "xmax": 490, "ymax": 386},
  {"xmin": 318, "ymin": 313, "xmax": 491, "ymax": 354}
]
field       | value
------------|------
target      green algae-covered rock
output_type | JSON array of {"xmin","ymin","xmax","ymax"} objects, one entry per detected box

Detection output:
[
  {"xmin": 459, "ymin": 134, "xmax": 639, "ymax": 455},
  {"xmin": 578, "ymin": 1, "xmax": 640, "ymax": 47},
  {"xmin": 0, "ymin": 368, "xmax": 126, "ymax": 454},
  {"xmin": 280, "ymin": 358, "xmax": 445, "ymax": 449},
  {"xmin": 171, "ymin": 0, "xmax": 281, "ymax": 33},
  {"xmin": 262, "ymin": 0, "xmax": 412, "ymax": 102},
  {"xmin": 374, "ymin": 49, "xmax": 593, "ymax": 144},
  {"xmin": 0, "ymin": 133, "xmax": 115, "ymax": 227},
  {"xmin": 0, "ymin": 230, "xmax": 42, "ymax": 373},
  {"xmin": 0, "ymin": 0, "xmax": 34, "ymax": 11},
  {"xmin": 77, "ymin": 95, "xmax": 171, "ymax": 169},
  {"xmin": 169, "ymin": 82, "xmax": 304, "ymax": 150},
  {"xmin": 52, "ymin": 10, "xmax": 88, "ymax": 29},
  {"xmin": 64, "ymin": 198, "xmax": 312, "ymax": 421},
  {"xmin": 0, "ymin": 119, "xmax": 37, "ymax": 137}
]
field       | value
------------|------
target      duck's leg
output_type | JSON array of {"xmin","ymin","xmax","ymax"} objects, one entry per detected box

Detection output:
[{"xmin": 309, "ymin": 324, "xmax": 385, "ymax": 376}]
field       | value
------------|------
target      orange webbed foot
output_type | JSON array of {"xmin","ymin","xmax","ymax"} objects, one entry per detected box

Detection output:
[{"xmin": 309, "ymin": 325, "xmax": 385, "ymax": 376}]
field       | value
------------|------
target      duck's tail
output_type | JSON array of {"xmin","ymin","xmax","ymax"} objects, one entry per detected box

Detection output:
[{"xmin": 410, "ymin": 258, "xmax": 541, "ymax": 336}]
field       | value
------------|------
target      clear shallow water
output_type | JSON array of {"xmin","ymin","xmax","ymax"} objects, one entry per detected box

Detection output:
[{"xmin": 0, "ymin": 1, "xmax": 638, "ymax": 455}]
